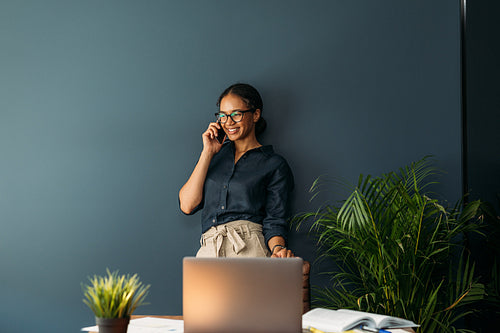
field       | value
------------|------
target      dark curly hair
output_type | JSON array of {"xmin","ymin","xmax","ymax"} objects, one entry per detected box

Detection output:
[{"xmin": 216, "ymin": 83, "xmax": 267, "ymax": 136}]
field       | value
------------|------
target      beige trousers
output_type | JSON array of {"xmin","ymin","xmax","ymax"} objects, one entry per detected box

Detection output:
[{"xmin": 196, "ymin": 220, "xmax": 271, "ymax": 258}]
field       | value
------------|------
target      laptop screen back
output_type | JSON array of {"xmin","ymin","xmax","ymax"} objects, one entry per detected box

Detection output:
[{"xmin": 183, "ymin": 257, "xmax": 303, "ymax": 333}]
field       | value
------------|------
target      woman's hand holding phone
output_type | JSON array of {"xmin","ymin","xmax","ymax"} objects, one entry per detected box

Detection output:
[{"xmin": 202, "ymin": 122, "xmax": 226, "ymax": 155}]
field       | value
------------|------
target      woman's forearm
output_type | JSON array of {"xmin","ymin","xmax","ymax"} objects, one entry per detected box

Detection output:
[
  {"xmin": 268, "ymin": 236, "xmax": 294, "ymax": 258},
  {"xmin": 268, "ymin": 236, "xmax": 286, "ymax": 253},
  {"xmin": 179, "ymin": 150, "xmax": 214, "ymax": 214}
]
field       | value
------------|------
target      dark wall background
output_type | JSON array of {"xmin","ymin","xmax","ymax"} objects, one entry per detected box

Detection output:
[
  {"xmin": 0, "ymin": 1, "xmax": 464, "ymax": 332},
  {"xmin": 465, "ymin": 0, "xmax": 500, "ymax": 331},
  {"xmin": 466, "ymin": 0, "xmax": 500, "ymax": 210}
]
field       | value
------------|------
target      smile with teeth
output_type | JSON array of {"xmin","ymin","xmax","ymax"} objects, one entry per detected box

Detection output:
[{"xmin": 227, "ymin": 128, "xmax": 239, "ymax": 134}]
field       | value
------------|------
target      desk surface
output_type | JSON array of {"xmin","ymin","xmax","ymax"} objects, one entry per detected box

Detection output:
[
  {"xmin": 88, "ymin": 315, "xmax": 416, "ymax": 333},
  {"xmin": 132, "ymin": 315, "xmax": 183, "ymax": 320},
  {"xmin": 87, "ymin": 316, "xmax": 180, "ymax": 333}
]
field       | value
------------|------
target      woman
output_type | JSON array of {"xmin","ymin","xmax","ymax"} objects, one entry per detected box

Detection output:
[{"xmin": 179, "ymin": 83, "xmax": 295, "ymax": 258}]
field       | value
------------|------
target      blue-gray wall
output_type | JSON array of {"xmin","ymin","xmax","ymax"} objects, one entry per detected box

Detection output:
[{"xmin": 0, "ymin": 1, "xmax": 463, "ymax": 332}]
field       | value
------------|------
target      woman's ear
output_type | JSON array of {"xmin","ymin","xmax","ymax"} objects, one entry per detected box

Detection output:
[{"xmin": 253, "ymin": 109, "xmax": 261, "ymax": 123}]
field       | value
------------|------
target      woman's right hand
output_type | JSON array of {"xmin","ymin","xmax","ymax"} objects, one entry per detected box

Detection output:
[
  {"xmin": 202, "ymin": 122, "xmax": 225, "ymax": 155},
  {"xmin": 180, "ymin": 122, "xmax": 223, "ymax": 214}
]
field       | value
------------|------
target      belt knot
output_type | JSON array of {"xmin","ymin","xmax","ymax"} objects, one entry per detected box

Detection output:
[{"xmin": 210, "ymin": 225, "xmax": 247, "ymax": 257}]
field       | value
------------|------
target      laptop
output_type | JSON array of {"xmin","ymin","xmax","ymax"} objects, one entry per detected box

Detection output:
[{"xmin": 183, "ymin": 257, "xmax": 303, "ymax": 333}]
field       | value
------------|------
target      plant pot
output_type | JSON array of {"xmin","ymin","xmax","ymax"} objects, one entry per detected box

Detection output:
[{"xmin": 95, "ymin": 317, "xmax": 130, "ymax": 333}]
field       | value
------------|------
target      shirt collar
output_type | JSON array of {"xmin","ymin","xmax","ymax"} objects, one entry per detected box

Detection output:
[
  {"xmin": 257, "ymin": 145, "xmax": 274, "ymax": 157},
  {"xmin": 227, "ymin": 141, "xmax": 274, "ymax": 157}
]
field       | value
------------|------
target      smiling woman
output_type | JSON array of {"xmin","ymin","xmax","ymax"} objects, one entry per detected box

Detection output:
[{"xmin": 178, "ymin": 83, "xmax": 295, "ymax": 258}]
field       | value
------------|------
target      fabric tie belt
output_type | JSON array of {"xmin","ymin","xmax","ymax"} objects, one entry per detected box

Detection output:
[{"xmin": 200, "ymin": 220, "xmax": 262, "ymax": 257}]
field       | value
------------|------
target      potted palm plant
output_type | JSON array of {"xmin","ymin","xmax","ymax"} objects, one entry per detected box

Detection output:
[
  {"xmin": 82, "ymin": 269, "xmax": 150, "ymax": 333},
  {"xmin": 294, "ymin": 158, "xmax": 487, "ymax": 332}
]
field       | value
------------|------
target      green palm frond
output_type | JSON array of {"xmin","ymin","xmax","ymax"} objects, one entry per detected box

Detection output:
[{"xmin": 294, "ymin": 157, "xmax": 487, "ymax": 332}]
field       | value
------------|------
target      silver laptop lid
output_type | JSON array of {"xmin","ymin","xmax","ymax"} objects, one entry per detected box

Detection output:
[{"xmin": 183, "ymin": 257, "xmax": 303, "ymax": 333}]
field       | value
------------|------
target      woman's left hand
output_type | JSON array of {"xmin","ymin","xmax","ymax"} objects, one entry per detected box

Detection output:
[{"xmin": 271, "ymin": 247, "xmax": 295, "ymax": 258}]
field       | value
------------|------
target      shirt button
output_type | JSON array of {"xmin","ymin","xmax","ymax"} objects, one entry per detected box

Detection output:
[
  {"xmin": 223, "ymin": 185, "xmax": 227, "ymax": 189},
  {"xmin": 221, "ymin": 206, "xmax": 225, "ymax": 210},
  {"xmin": 212, "ymin": 219, "xmax": 216, "ymax": 223}
]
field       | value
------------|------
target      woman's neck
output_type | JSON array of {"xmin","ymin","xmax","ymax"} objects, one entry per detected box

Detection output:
[{"xmin": 233, "ymin": 137, "xmax": 261, "ymax": 154}]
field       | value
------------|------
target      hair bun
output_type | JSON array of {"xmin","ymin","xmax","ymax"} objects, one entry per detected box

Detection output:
[{"xmin": 255, "ymin": 116, "xmax": 267, "ymax": 136}]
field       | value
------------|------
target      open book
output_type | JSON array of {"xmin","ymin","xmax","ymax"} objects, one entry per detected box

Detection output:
[{"xmin": 302, "ymin": 308, "xmax": 418, "ymax": 332}]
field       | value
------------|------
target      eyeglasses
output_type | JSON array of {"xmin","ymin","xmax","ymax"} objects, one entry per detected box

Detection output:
[{"xmin": 214, "ymin": 109, "xmax": 255, "ymax": 124}]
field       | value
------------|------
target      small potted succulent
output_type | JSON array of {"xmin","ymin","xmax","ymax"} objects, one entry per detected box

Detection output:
[{"xmin": 82, "ymin": 269, "xmax": 150, "ymax": 333}]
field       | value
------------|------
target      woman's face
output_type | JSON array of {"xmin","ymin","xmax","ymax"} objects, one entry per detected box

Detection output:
[{"xmin": 219, "ymin": 93, "xmax": 260, "ymax": 142}]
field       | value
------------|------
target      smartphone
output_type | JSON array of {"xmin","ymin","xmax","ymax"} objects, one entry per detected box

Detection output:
[{"xmin": 216, "ymin": 124, "xmax": 226, "ymax": 144}]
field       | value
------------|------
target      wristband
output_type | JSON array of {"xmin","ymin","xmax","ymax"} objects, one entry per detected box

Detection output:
[{"xmin": 272, "ymin": 244, "xmax": 286, "ymax": 254}]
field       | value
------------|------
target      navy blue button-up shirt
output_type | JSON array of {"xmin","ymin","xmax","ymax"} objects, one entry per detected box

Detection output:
[{"xmin": 185, "ymin": 141, "xmax": 294, "ymax": 245}]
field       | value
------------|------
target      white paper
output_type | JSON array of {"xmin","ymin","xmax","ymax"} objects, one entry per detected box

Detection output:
[{"xmin": 82, "ymin": 317, "xmax": 184, "ymax": 333}]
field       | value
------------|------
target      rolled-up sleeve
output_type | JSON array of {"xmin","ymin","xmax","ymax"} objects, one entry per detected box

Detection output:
[{"xmin": 262, "ymin": 160, "xmax": 294, "ymax": 245}]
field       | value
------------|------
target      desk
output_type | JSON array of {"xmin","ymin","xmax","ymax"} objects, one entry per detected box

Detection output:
[
  {"xmin": 88, "ymin": 315, "xmax": 415, "ymax": 333},
  {"xmin": 88, "ymin": 316, "xmax": 181, "ymax": 333},
  {"xmin": 133, "ymin": 315, "xmax": 182, "ymax": 320}
]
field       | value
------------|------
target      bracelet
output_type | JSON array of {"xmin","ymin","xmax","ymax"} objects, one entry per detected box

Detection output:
[{"xmin": 272, "ymin": 244, "xmax": 286, "ymax": 254}]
